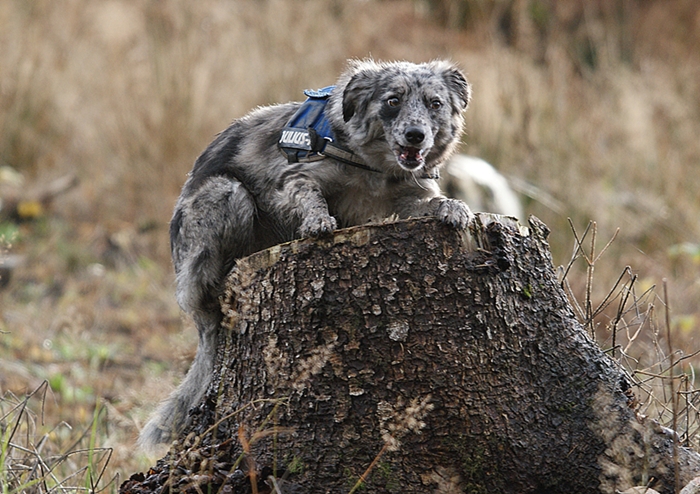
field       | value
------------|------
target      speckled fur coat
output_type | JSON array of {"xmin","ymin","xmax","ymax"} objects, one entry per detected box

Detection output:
[{"xmin": 139, "ymin": 59, "xmax": 473, "ymax": 449}]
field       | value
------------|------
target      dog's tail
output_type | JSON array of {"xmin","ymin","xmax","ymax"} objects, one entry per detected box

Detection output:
[{"xmin": 138, "ymin": 314, "xmax": 219, "ymax": 451}]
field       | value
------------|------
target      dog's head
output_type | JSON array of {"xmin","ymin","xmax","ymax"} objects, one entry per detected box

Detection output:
[{"xmin": 329, "ymin": 59, "xmax": 471, "ymax": 176}]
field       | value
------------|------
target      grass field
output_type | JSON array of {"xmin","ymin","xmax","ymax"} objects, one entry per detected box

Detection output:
[{"xmin": 1, "ymin": 0, "xmax": 699, "ymax": 490}]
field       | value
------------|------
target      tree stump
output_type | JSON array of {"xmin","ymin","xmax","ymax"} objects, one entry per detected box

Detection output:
[{"xmin": 122, "ymin": 216, "xmax": 700, "ymax": 494}]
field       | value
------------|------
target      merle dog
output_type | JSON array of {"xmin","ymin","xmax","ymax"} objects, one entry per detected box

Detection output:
[{"xmin": 139, "ymin": 59, "xmax": 474, "ymax": 449}]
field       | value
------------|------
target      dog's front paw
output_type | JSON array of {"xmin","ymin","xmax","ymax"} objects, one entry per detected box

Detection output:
[
  {"xmin": 299, "ymin": 213, "xmax": 338, "ymax": 238},
  {"xmin": 435, "ymin": 198, "xmax": 474, "ymax": 230}
]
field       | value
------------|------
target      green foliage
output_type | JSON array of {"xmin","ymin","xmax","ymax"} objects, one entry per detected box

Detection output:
[
  {"xmin": 0, "ymin": 224, "xmax": 19, "ymax": 246},
  {"xmin": 285, "ymin": 454, "xmax": 304, "ymax": 475}
]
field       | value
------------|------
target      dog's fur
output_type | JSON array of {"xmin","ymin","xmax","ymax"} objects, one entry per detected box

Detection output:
[{"xmin": 139, "ymin": 59, "xmax": 474, "ymax": 449}]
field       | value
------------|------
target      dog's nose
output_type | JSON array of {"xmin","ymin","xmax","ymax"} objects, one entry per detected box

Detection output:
[{"xmin": 405, "ymin": 127, "xmax": 425, "ymax": 145}]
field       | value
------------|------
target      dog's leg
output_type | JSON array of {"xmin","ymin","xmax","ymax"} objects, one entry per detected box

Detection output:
[
  {"xmin": 430, "ymin": 196, "xmax": 475, "ymax": 229},
  {"xmin": 140, "ymin": 176, "xmax": 256, "ymax": 450},
  {"xmin": 276, "ymin": 178, "xmax": 337, "ymax": 238},
  {"xmin": 397, "ymin": 195, "xmax": 474, "ymax": 230},
  {"xmin": 171, "ymin": 177, "xmax": 257, "ymax": 314}
]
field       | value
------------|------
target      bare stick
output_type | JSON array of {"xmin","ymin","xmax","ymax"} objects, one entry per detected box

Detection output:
[
  {"xmin": 347, "ymin": 443, "xmax": 389, "ymax": 494},
  {"xmin": 611, "ymin": 271, "xmax": 636, "ymax": 359},
  {"xmin": 663, "ymin": 280, "xmax": 679, "ymax": 494},
  {"xmin": 585, "ymin": 222, "xmax": 597, "ymax": 336},
  {"xmin": 559, "ymin": 219, "xmax": 593, "ymax": 287}
]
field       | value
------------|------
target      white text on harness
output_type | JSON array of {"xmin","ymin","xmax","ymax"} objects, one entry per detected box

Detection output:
[{"xmin": 279, "ymin": 130, "xmax": 311, "ymax": 149}]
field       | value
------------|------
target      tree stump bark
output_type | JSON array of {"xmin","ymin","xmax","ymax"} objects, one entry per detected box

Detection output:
[{"xmin": 122, "ymin": 216, "xmax": 700, "ymax": 494}]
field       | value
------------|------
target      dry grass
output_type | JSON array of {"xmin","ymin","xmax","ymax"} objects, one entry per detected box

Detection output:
[
  {"xmin": 561, "ymin": 220, "xmax": 700, "ymax": 450},
  {"xmin": 1, "ymin": 0, "xmax": 699, "ymax": 486},
  {"xmin": 1, "ymin": 382, "xmax": 115, "ymax": 493}
]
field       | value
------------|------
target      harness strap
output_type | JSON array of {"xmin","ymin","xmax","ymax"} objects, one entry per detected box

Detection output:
[
  {"xmin": 278, "ymin": 87, "xmax": 438, "ymax": 180},
  {"xmin": 322, "ymin": 142, "xmax": 379, "ymax": 173},
  {"xmin": 325, "ymin": 144, "xmax": 439, "ymax": 179}
]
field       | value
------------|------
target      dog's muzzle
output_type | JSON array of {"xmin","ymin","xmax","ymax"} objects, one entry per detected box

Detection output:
[{"xmin": 395, "ymin": 126, "xmax": 429, "ymax": 170}]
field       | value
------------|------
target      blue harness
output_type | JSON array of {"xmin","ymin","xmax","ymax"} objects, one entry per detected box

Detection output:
[
  {"xmin": 277, "ymin": 86, "xmax": 377, "ymax": 172},
  {"xmin": 278, "ymin": 86, "xmax": 438, "ymax": 179}
]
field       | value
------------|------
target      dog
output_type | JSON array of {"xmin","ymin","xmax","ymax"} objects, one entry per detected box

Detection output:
[{"xmin": 139, "ymin": 59, "xmax": 474, "ymax": 449}]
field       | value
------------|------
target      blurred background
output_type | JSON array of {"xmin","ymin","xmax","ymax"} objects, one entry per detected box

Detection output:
[{"xmin": 1, "ymin": 0, "xmax": 699, "ymax": 488}]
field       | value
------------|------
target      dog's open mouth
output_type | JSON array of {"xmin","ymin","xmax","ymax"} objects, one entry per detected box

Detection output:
[{"xmin": 395, "ymin": 146, "xmax": 425, "ymax": 169}]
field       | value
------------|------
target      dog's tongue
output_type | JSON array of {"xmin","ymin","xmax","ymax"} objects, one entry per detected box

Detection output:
[{"xmin": 400, "ymin": 147, "xmax": 422, "ymax": 161}]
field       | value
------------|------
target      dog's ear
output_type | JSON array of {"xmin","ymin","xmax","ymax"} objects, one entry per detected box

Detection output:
[
  {"xmin": 440, "ymin": 64, "xmax": 471, "ymax": 113},
  {"xmin": 342, "ymin": 69, "xmax": 376, "ymax": 123}
]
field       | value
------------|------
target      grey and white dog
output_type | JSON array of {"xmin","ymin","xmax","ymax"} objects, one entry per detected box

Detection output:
[{"xmin": 139, "ymin": 59, "xmax": 474, "ymax": 449}]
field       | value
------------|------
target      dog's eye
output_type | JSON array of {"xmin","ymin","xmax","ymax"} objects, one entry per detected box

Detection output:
[
  {"xmin": 386, "ymin": 97, "xmax": 400, "ymax": 107},
  {"xmin": 429, "ymin": 99, "xmax": 443, "ymax": 110}
]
